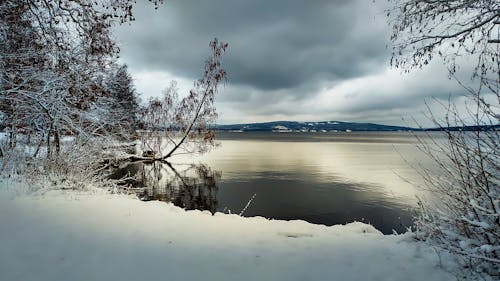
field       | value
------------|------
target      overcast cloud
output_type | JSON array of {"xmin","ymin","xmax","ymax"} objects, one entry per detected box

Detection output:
[{"xmin": 116, "ymin": 0, "xmax": 470, "ymax": 126}]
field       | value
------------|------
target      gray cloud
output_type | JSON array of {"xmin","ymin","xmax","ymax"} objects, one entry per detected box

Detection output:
[
  {"xmin": 116, "ymin": 0, "xmax": 473, "ymax": 126},
  {"xmin": 215, "ymin": 60, "xmax": 469, "ymax": 126},
  {"xmin": 117, "ymin": 0, "xmax": 388, "ymax": 91}
]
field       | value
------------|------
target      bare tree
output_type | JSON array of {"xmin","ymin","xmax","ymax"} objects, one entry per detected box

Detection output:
[
  {"xmin": 386, "ymin": 0, "xmax": 499, "ymax": 278},
  {"xmin": 137, "ymin": 38, "xmax": 228, "ymax": 161}
]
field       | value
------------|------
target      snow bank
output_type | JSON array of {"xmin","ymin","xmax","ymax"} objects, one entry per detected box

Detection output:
[{"xmin": 0, "ymin": 182, "xmax": 456, "ymax": 281}]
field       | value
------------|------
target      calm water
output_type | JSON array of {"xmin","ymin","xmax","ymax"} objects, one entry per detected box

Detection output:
[{"xmin": 124, "ymin": 132, "xmax": 441, "ymax": 234}]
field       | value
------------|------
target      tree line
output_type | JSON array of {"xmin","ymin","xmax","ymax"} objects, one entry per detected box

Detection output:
[
  {"xmin": 0, "ymin": 0, "xmax": 226, "ymax": 164},
  {"xmin": 0, "ymin": 1, "xmax": 150, "ymax": 156}
]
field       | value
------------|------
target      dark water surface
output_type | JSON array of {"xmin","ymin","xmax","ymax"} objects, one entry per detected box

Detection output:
[{"xmin": 126, "ymin": 132, "xmax": 440, "ymax": 234}]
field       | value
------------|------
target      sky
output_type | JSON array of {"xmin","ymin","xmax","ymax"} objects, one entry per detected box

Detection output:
[{"xmin": 115, "ymin": 0, "xmax": 471, "ymax": 127}]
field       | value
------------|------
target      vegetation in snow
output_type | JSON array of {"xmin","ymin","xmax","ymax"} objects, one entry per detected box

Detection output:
[{"xmin": 387, "ymin": 0, "xmax": 499, "ymax": 278}]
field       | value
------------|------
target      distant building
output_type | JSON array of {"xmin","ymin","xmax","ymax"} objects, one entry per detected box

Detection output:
[{"xmin": 272, "ymin": 125, "xmax": 292, "ymax": 132}]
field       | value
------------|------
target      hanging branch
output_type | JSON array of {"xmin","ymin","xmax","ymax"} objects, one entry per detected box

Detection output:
[{"xmin": 138, "ymin": 38, "xmax": 228, "ymax": 161}]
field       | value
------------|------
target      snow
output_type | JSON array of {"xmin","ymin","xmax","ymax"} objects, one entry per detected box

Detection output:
[
  {"xmin": 0, "ymin": 181, "xmax": 456, "ymax": 281},
  {"xmin": 273, "ymin": 125, "xmax": 289, "ymax": 130}
]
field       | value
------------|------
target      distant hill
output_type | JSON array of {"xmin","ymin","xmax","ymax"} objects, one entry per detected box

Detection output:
[{"xmin": 216, "ymin": 121, "xmax": 414, "ymax": 132}]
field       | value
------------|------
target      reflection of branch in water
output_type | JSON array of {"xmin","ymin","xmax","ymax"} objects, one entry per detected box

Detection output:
[
  {"xmin": 163, "ymin": 161, "xmax": 190, "ymax": 187},
  {"xmin": 110, "ymin": 160, "xmax": 221, "ymax": 213},
  {"xmin": 140, "ymin": 162, "xmax": 221, "ymax": 214}
]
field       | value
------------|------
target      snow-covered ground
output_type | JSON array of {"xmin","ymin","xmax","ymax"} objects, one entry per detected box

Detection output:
[{"xmin": 0, "ymin": 181, "xmax": 457, "ymax": 281}]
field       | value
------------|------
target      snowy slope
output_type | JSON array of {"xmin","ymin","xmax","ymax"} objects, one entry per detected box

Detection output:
[{"xmin": 0, "ymin": 184, "xmax": 456, "ymax": 281}]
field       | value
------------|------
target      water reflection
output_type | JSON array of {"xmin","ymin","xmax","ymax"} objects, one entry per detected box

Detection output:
[
  {"xmin": 189, "ymin": 132, "xmax": 440, "ymax": 202},
  {"xmin": 114, "ymin": 162, "xmax": 221, "ymax": 213},
  {"xmin": 111, "ymin": 132, "xmax": 441, "ymax": 234}
]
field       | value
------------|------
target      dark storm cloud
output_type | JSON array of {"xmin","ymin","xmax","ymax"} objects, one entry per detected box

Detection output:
[
  {"xmin": 117, "ymin": 0, "xmax": 473, "ymax": 126},
  {"xmin": 117, "ymin": 0, "xmax": 389, "ymax": 92},
  {"xmin": 214, "ymin": 59, "xmax": 470, "ymax": 126}
]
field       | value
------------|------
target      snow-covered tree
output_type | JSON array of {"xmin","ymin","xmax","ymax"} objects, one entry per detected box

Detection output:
[
  {"xmin": 387, "ymin": 0, "xmax": 498, "ymax": 77},
  {"xmin": 0, "ymin": 2, "xmax": 48, "ymax": 148},
  {"xmin": 106, "ymin": 64, "xmax": 140, "ymax": 139},
  {"xmin": 0, "ymin": 1, "xmax": 164, "ymax": 156},
  {"xmin": 386, "ymin": 0, "xmax": 499, "ymax": 278}
]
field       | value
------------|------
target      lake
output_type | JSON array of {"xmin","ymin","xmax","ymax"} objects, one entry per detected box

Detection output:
[{"xmin": 128, "ymin": 131, "xmax": 441, "ymax": 234}]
